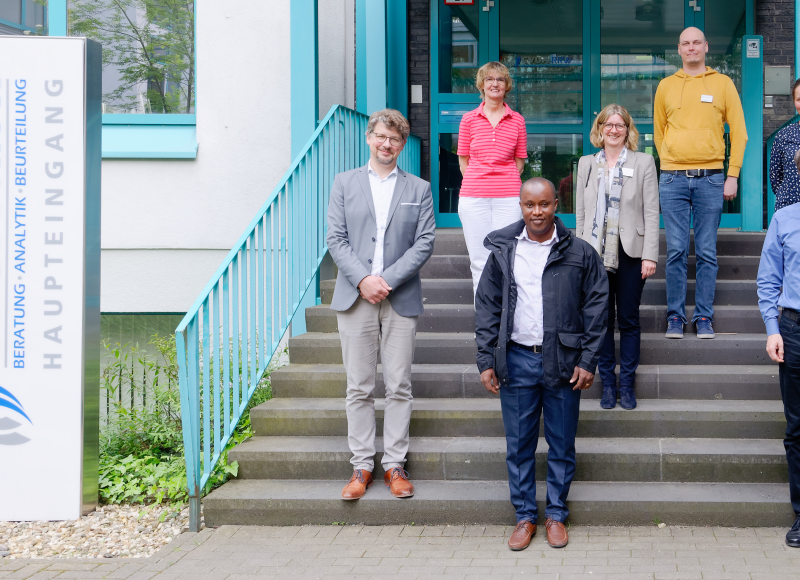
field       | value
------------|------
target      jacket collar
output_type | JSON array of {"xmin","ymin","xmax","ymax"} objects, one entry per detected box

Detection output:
[
  {"xmin": 484, "ymin": 216, "xmax": 571, "ymax": 252},
  {"xmin": 356, "ymin": 163, "xmax": 409, "ymax": 226}
]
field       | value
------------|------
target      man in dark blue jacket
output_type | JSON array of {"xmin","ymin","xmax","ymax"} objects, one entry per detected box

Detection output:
[{"xmin": 475, "ymin": 177, "xmax": 608, "ymax": 551}]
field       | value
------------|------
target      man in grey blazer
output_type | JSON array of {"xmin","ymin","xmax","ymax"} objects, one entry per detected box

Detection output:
[{"xmin": 326, "ymin": 109, "xmax": 435, "ymax": 501}]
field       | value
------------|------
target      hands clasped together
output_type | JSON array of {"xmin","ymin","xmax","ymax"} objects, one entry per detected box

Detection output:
[{"xmin": 357, "ymin": 275, "xmax": 393, "ymax": 304}]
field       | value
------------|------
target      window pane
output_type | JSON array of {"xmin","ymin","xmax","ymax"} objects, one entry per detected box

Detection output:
[
  {"xmin": 438, "ymin": 1, "xmax": 480, "ymax": 94},
  {"xmin": 0, "ymin": 1, "xmax": 22, "ymax": 27},
  {"xmin": 500, "ymin": 0, "xmax": 582, "ymax": 124},
  {"xmin": 68, "ymin": 0, "xmax": 196, "ymax": 114},
  {"xmin": 0, "ymin": 0, "xmax": 48, "ymax": 35},
  {"xmin": 522, "ymin": 134, "xmax": 583, "ymax": 214},
  {"xmin": 704, "ymin": 0, "xmax": 746, "ymax": 93},
  {"xmin": 25, "ymin": 0, "xmax": 46, "ymax": 30},
  {"xmin": 722, "ymin": 133, "xmax": 741, "ymax": 214},
  {"xmin": 441, "ymin": 134, "xmax": 583, "ymax": 216},
  {"xmin": 600, "ymin": 0, "xmax": 683, "ymax": 122},
  {"xmin": 638, "ymin": 132, "xmax": 659, "ymax": 173},
  {"xmin": 439, "ymin": 133, "xmax": 462, "ymax": 214}
]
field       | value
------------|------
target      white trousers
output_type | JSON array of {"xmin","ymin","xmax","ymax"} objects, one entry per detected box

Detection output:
[
  {"xmin": 337, "ymin": 297, "xmax": 418, "ymax": 472},
  {"xmin": 458, "ymin": 196, "xmax": 522, "ymax": 295}
]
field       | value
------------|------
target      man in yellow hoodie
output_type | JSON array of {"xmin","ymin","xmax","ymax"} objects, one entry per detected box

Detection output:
[{"xmin": 654, "ymin": 26, "xmax": 747, "ymax": 340}]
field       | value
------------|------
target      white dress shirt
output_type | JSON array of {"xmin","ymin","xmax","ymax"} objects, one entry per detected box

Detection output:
[
  {"xmin": 367, "ymin": 161, "xmax": 399, "ymax": 277},
  {"xmin": 510, "ymin": 225, "xmax": 559, "ymax": 346}
]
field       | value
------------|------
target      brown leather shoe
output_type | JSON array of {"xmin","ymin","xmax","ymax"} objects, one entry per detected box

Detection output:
[
  {"xmin": 545, "ymin": 517, "xmax": 568, "ymax": 548},
  {"xmin": 508, "ymin": 520, "xmax": 537, "ymax": 551},
  {"xmin": 341, "ymin": 469, "xmax": 373, "ymax": 500},
  {"xmin": 384, "ymin": 467, "xmax": 414, "ymax": 498}
]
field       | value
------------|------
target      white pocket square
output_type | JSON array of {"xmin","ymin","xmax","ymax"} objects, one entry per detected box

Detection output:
[{"xmin": 401, "ymin": 202, "xmax": 420, "ymax": 206}]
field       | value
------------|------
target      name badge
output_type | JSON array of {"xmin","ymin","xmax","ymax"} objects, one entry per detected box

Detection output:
[
  {"xmin": 622, "ymin": 168, "xmax": 634, "ymax": 177},
  {"xmin": 701, "ymin": 94, "xmax": 713, "ymax": 103}
]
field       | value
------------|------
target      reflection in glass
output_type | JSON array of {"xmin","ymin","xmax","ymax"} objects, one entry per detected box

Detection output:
[
  {"xmin": 721, "ymin": 133, "xmax": 741, "ymax": 214},
  {"xmin": 600, "ymin": 0, "xmax": 683, "ymax": 121},
  {"xmin": 638, "ymin": 132, "xmax": 660, "ymax": 174},
  {"xmin": 0, "ymin": 2, "xmax": 22, "ymax": 26},
  {"xmin": 499, "ymin": 0, "xmax": 582, "ymax": 124},
  {"xmin": 522, "ymin": 135, "xmax": 583, "ymax": 214},
  {"xmin": 0, "ymin": 0, "xmax": 48, "ymax": 35},
  {"xmin": 704, "ymin": 0, "xmax": 746, "ymax": 93},
  {"xmin": 69, "ymin": 0, "xmax": 195, "ymax": 114},
  {"xmin": 439, "ymin": 134, "xmax": 463, "ymax": 214},
  {"xmin": 438, "ymin": 1, "xmax": 480, "ymax": 94}
]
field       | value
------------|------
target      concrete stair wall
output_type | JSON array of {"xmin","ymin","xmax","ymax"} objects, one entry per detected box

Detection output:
[{"xmin": 204, "ymin": 228, "xmax": 796, "ymax": 528}]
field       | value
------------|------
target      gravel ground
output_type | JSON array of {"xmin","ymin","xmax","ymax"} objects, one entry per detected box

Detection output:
[{"xmin": 0, "ymin": 504, "xmax": 202, "ymax": 559}]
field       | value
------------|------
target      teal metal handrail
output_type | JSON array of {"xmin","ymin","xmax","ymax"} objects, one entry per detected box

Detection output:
[
  {"xmin": 175, "ymin": 104, "xmax": 421, "ymax": 531},
  {"xmin": 766, "ymin": 114, "xmax": 800, "ymax": 223}
]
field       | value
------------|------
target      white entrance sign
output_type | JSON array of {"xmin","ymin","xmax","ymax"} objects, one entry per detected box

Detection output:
[{"xmin": 0, "ymin": 37, "xmax": 101, "ymax": 521}]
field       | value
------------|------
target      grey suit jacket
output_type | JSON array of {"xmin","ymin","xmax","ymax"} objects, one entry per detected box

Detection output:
[
  {"xmin": 326, "ymin": 164, "xmax": 435, "ymax": 317},
  {"xmin": 575, "ymin": 150, "xmax": 660, "ymax": 263}
]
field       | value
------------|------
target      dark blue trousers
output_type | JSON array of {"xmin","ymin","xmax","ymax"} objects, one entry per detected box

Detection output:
[
  {"xmin": 598, "ymin": 246, "xmax": 646, "ymax": 391},
  {"xmin": 500, "ymin": 345, "xmax": 582, "ymax": 523},
  {"xmin": 780, "ymin": 314, "xmax": 800, "ymax": 516}
]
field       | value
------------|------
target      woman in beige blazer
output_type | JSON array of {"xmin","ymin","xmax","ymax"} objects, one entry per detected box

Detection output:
[{"xmin": 575, "ymin": 104, "xmax": 660, "ymax": 411}]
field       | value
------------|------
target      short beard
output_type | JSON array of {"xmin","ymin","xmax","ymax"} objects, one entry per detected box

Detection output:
[{"xmin": 376, "ymin": 153, "xmax": 395, "ymax": 165}]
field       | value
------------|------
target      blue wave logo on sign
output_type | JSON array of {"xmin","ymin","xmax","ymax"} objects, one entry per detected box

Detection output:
[{"xmin": 0, "ymin": 385, "xmax": 32, "ymax": 446}]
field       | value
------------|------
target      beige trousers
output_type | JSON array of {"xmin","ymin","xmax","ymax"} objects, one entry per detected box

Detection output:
[{"xmin": 337, "ymin": 297, "xmax": 418, "ymax": 472}]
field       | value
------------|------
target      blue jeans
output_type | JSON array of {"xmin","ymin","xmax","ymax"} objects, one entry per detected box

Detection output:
[
  {"xmin": 500, "ymin": 345, "xmax": 582, "ymax": 523},
  {"xmin": 598, "ymin": 246, "xmax": 646, "ymax": 390},
  {"xmin": 659, "ymin": 172, "xmax": 724, "ymax": 323}
]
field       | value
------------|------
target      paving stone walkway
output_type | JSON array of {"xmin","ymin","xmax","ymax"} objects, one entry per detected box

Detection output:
[{"xmin": 1, "ymin": 524, "xmax": 799, "ymax": 580}]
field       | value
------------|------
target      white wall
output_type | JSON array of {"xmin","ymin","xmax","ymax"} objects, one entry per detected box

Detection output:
[
  {"xmin": 318, "ymin": 0, "xmax": 354, "ymax": 118},
  {"xmin": 101, "ymin": 0, "xmax": 354, "ymax": 313}
]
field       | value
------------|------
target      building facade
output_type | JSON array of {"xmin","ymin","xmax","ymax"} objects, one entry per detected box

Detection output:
[{"xmin": 0, "ymin": 0, "xmax": 796, "ymax": 331}]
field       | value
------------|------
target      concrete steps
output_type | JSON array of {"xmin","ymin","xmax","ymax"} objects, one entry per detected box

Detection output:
[
  {"xmin": 249, "ymin": 398, "xmax": 786, "ymax": 440},
  {"xmin": 288, "ymin": 332, "xmax": 773, "ymax": 365},
  {"xmin": 306, "ymin": 303, "xmax": 766, "ymax": 334},
  {"xmin": 207, "ymin": 229, "xmax": 789, "ymax": 527},
  {"xmin": 321, "ymin": 278, "xmax": 760, "ymax": 306},
  {"xmin": 429, "ymin": 229, "xmax": 767, "ymax": 258},
  {"xmin": 419, "ymin": 254, "xmax": 761, "ymax": 280},
  {"xmin": 270, "ymin": 364, "xmax": 781, "ymax": 400},
  {"xmin": 230, "ymin": 436, "xmax": 788, "ymax": 484},
  {"xmin": 203, "ymin": 479, "xmax": 794, "ymax": 527}
]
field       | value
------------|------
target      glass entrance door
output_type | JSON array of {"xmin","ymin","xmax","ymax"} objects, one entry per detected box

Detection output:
[{"xmin": 431, "ymin": 0, "xmax": 750, "ymax": 228}]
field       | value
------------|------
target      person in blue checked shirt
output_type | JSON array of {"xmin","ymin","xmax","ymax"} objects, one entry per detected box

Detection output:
[{"xmin": 757, "ymin": 189, "xmax": 800, "ymax": 548}]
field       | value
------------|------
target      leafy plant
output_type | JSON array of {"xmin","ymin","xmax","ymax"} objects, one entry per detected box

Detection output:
[{"xmin": 98, "ymin": 334, "xmax": 283, "ymax": 507}]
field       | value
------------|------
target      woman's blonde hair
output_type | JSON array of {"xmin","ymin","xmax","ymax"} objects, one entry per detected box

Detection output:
[
  {"xmin": 589, "ymin": 104, "xmax": 639, "ymax": 151},
  {"xmin": 475, "ymin": 61, "xmax": 513, "ymax": 100}
]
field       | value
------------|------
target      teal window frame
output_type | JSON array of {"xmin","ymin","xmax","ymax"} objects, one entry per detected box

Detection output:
[
  {"xmin": 0, "ymin": 0, "xmax": 47, "ymax": 34},
  {"xmin": 48, "ymin": 0, "xmax": 198, "ymax": 159},
  {"xmin": 430, "ymin": 0, "xmax": 753, "ymax": 229}
]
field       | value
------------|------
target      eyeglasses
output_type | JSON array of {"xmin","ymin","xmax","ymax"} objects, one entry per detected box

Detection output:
[
  {"xmin": 603, "ymin": 123, "xmax": 627, "ymax": 131},
  {"xmin": 371, "ymin": 132, "xmax": 403, "ymax": 147},
  {"xmin": 484, "ymin": 77, "xmax": 507, "ymax": 85}
]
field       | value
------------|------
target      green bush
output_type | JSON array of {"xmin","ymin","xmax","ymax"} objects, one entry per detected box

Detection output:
[{"xmin": 99, "ymin": 334, "xmax": 280, "ymax": 507}]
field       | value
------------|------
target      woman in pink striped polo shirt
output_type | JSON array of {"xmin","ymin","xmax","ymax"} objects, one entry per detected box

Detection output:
[{"xmin": 458, "ymin": 61, "xmax": 528, "ymax": 295}]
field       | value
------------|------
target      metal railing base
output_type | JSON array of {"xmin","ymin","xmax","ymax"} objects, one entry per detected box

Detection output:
[{"xmin": 189, "ymin": 496, "xmax": 201, "ymax": 532}]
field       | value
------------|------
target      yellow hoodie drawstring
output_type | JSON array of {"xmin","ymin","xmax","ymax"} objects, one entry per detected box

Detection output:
[
  {"xmin": 678, "ymin": 67, "xmax": 712, "ymax": 109},
  {"xmin": 700, "ymin": 68, "xmax": 711, "ymax": 95}
]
